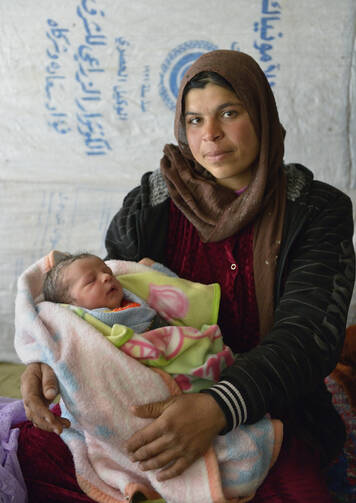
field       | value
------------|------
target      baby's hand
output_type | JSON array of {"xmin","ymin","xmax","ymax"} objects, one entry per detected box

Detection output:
[{"xmin": 139, "ymin": 257, "xmax": 155, "ymax": 267}]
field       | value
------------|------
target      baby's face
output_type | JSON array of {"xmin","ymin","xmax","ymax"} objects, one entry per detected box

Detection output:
[{"xmin": 63, "ymin": 256, "xmax": 124, "ymax": 309}]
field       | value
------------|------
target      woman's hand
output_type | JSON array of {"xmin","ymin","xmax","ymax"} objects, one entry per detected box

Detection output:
[
  {"xmin": 21, "ymin": 362, "xmax": 70, "ymax": 434},
  {"xmin": 126, "ymin": 393, "xmax": 226, "ymax": 481}
]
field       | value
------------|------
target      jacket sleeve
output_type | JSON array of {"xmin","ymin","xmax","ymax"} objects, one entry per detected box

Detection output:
[
  {"xmin": 105, "ymin": 184, "xmax": 143, "ymax": 261},
  {"xmin": 203, "ymin": 184, "xmax": 355, "ymax": 433},
  {"xmin": 105, "ymin": 172, "xmax": 170, "ymax": 263}
]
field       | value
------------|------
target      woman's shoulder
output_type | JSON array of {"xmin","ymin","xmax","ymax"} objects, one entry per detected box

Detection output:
[
  {"xmin": 284, "ymin": 163, "xmax": 352, "ymax": 208},
  {"xmin": 105, "ymin": 170, "xmax": 170, "ymax": 261},
  {"xmin": 122, "ymin": 169, "xmax": 169, "ymax": 210},
  {"xmin": 147, "ymin": 169, "xmax": 169, "ymax": 206}
]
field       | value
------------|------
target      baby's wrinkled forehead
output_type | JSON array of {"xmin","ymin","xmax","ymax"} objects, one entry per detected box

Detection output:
[{"xmin": 62, "ymin": 256, "xmax": 102, "ymax": 284}]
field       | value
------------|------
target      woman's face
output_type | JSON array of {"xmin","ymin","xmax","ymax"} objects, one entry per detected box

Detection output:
[{"xmin": 184, "ymin": 83, "xmax": 260, "ymax": 191}]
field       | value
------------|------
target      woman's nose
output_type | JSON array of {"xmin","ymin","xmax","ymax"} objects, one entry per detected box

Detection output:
[{"xmin": 202, "ymin": 119, "xmax": 222, "ymax": 141}]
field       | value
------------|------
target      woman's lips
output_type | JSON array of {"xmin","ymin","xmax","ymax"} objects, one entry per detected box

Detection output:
[{"xmin": 204, "ymin": 150, "xmax": 232, "ymax": 162}]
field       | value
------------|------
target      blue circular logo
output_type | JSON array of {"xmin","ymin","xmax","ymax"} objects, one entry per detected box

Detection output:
[{"xmin": 159, "ymin": 40, "xmax": 218, "ymax": 110}]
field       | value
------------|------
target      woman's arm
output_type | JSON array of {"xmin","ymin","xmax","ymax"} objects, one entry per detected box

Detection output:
[
  {"xmin": 205, "ymin": 185, "xmax": 355, "ymax": 429},
  {"xmin": 21, "ymin": 362, "xmax": 70, "ymax": 433},
  {"xmin": 127, "ymin": 184, "xmax": 354, "ymax": 477}
]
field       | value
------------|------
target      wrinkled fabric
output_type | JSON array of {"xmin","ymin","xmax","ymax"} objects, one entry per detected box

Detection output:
[
  {"xmin": 0, "ymin": 397, "xmax": 28, "ymax": 503},
  {"xmin": 17, "ymin": 406, "xmax": 334, "ymax": 503}
]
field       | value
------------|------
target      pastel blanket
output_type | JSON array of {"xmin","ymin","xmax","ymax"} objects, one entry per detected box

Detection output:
[
  {"xmin": 67, "ymin": 307, "xmax": 234, "ymax": 393},
  {"xmin": 14, "ymin": 252, "xmax": 283, "ymax": 503}
]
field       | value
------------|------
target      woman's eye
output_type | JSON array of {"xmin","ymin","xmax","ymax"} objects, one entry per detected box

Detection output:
[
  {"xmin": 222, "ymin": 110, "xmax": 237, "ymax": 118},
  {"xmin": 187, "ymin": 116, "xmax": 201, "ymax": 125}
]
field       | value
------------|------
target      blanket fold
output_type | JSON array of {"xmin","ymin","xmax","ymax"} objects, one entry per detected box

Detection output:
[{"xmin": 14, "ymin": 251, "xmax": 282, "ymax": 503}]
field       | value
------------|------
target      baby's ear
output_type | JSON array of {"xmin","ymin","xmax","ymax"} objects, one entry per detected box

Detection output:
[{"xmin": 48, "ymin": 250, "xmax": 71, "ymax": 269}]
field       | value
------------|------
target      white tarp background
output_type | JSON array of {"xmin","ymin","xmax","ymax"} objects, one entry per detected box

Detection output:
[{"xmin": 1, "ymin": 0, "xmax": 355, "ymax": 361}]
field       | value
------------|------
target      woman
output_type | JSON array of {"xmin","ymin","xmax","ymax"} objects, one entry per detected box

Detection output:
[{"xmin": 19, "ymin": 50, "xmax": 355, "ymax": 502}]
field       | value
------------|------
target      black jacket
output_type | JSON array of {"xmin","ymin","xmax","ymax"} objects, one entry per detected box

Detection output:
[{"xmin": 105, "ymin": 164, "xmax": 355, "ymax": 465}]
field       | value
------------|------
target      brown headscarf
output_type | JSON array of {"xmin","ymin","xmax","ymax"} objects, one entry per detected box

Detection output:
[{"xmin": 160, "ymin": 50, "xmax": 287, "ymax": 336}]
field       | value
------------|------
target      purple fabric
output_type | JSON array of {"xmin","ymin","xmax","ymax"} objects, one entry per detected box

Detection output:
[{"xmin": 0, "ymin": 397, "xmax": 27, "ymax": 503}]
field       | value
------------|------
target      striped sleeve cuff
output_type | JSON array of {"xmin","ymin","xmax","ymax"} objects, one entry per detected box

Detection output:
[{"xmin": 201, "ymin": 380, "xmax": 247, "ymax": 434}]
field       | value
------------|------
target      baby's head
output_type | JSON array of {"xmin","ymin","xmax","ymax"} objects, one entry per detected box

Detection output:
[{"xmin": 43, "ymin": 253, "xmax": 124, "ymax": 309}]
